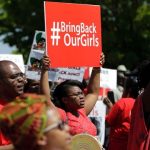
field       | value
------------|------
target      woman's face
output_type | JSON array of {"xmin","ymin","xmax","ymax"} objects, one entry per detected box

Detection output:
[
  {"xmin": 43, "ymin": 109, "xmax": 71, "ymax": 150},
  {"xmin": 64, "ymin": 86, "xmax": 85, "ymax": 109}
]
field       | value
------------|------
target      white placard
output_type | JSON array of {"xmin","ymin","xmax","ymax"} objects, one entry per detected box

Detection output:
[
  {"xmin": 26, "ymin": 50, "xmax": 44, "ymax": 80},
  {"xmin": 89, "ymin": 67, "xmax": 117, "ymax": 89},
  {"xmin": 88, "ymin": 67, "xmax": 117, "ymax": 145},
  {"xmin": 48, "ymin": 67, "xmax": 85, "ymax": 82},
  {"xmin": 32, "ymin": 30, "xmax": 46, "ymax": 51},
  {"xmin": 100, "ymin": 68, "xmax": 117, "ymax": 89},
  {"xmin": 88, "ymin": 96, "xmax": 106, "ymax": 145},
  {"xmin": 26, "ymin": 51, "xmax": 85, "ymax": 81},
  {"xmin": 0, "ymin": 54, "xmax": 25, "ymax": 73},
  {"xmin": 26, "ymin": 30, "xmax": 46, "ymax": 80}
]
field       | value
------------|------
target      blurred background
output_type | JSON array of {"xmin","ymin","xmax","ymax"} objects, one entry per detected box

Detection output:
[{"xmin": 0, "ymin": 0, "xmax": 149, "ymax": 69}]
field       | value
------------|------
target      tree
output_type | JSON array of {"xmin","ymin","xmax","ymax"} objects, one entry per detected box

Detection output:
[
  {"xmin": 101, "ymin": 0, "xmax": 150, "ymax": 69},
  {"xmin": 0, "ymin": 0, "xmax": 45, "ymax": 62},
  {"xmin": 0, "ymin": 0, "xmax": 149, "ymax": 69}
]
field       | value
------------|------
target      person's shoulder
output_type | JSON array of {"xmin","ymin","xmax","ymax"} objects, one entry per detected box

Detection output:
[
  {"xmin": 117, "ymin": 97, "xmax": 134, "ymax": 104},
  {"xmin": 56, "ymin": 107, "xmax": 66, "ymax": 114},
  {"xmin": 115, "ymin": 98, "xmax": 129, "ymax": 108},
  {"xmin": 56, "ymin": 107, "xmax": 67, "ymax": 121},
  {"xmin": 78, "ymin": 108, "xmax": 86, "ymax": 115}
]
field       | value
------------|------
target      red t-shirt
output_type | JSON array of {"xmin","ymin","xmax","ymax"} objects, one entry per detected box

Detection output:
[
  {"xmin": 0, "ymin": 99, "xmax": 11, "ymax": 146},
  {"xmin": 127, "ymin": 94, "xmax": 150, "ymax": 150},
  {"xmin": 57, "ymin": 108, "xmax": 97, "ymax": 136},
  {"xmin": 106, "ymin": 97, "xmax": 135, "ymax": 150}
]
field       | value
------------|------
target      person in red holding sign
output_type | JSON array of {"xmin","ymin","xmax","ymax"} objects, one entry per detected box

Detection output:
[{"xmin": 40, "ymin": 53, "xmax": 105, "ymax": 136}]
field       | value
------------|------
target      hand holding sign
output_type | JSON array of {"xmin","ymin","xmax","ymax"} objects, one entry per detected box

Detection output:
[
  {"xmin": 42, "ymin": 55, "xmax": 50, "ymax": 71},
  {"xmin": 100, "ymin": 52, "xmax": 105, "ymax": 66}
]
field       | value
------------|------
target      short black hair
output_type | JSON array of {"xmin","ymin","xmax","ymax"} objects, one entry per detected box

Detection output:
[
  {"xmin": 124, "ymin": 76, "xmax": 139, "ymax": 98},
  {"xmin": 125, "ymin": 60, "xmax": 150, "ymax": 90},
  {"xmin": 53, "ymin": 80, "xmax": 84, "ymax": 109}
]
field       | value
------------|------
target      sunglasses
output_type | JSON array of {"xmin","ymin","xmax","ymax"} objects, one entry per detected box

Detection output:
[{"xmin": 43, "ymin": 121, "xmax": 66, "ymax": 133}]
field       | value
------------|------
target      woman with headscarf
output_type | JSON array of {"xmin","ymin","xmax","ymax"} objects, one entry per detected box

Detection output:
[{"xmin": 0, "ymin": 93, "xmax": 71, "ymax": 150}]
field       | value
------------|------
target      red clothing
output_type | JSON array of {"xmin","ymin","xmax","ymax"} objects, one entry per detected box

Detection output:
[
  {"xmin": 106, "ymin": 98, "xmax": 135, "ymax": 150},
  {"xmin": 127, "ymin": 95, "xmax": 150, "ymax": 150},
  {"xmin": 57, "ymin": 108, "xmax": 97, "ymax": 136},
  {"xmin": 0, "ymin": 99, "xmax": 11, "ymax": 146}
]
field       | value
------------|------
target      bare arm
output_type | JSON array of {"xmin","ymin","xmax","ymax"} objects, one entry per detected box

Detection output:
[
  {"xmin": 40, "ymin": 55, "xmax": 56, "ymax": 108},
  {"xmin": 84, "ymin": 52, "xmax": 105, "ymax": 115}
]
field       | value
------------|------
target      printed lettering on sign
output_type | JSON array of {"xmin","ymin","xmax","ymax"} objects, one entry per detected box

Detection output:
[{"xmin": 44, "ymin": 2, "xmax": 102, "ymax": 67}]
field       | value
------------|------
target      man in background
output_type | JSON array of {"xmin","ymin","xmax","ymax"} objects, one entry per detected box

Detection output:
[{"xmin": 0, "ymin": 60, "xmax": 27, "ymax": 147}]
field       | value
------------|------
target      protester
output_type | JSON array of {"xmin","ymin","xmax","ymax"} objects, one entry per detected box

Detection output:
[
  {"xmin": 117, "ymin": 64, "xmax": 127, "ymax": 92},
  {"xmin": 40, "ymin": 53, "xmax": 105, "ymax": 136},
  {"xmin": 0, "ymin": 60, "xmax": 27, "ymax": 101},
  {"xmin": 0, "ymin": 93, "xmax": 71, "ymax": 150},
  {"xmin": 104, "ymin": 76, "xmax": 139, "ymax": 150},
  {"xmin": 108, "ymin": 64, "xmax": 127, "ymax": 103},
  {"xmin": 127, "ymin": 60, "xmax": 150, "ymax": 150},
  {"xmin": 0, "ymin": 60, "xmax": 27, "ymax": 147}
]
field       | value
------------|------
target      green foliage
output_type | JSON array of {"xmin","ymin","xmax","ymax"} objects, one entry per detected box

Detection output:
[
  {"xmin": 101, "ymin": 0, "xmax": 150, "ymax": 69},
  {"xmin": 0, "ymin": 0, "xmax": 45, "ymax": 63},
  {"xmin": 0, "ymin": 0, "xmax": 149, "ymax": 69}
]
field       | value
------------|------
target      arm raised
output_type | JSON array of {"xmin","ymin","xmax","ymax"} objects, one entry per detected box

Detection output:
[
  {"xmin": 40, "ymin": 55, "xmax": 56, "ymax": 109},
  {"xmin": 84, "ymin": 52, "xmax": 105, "ymax": 115}
]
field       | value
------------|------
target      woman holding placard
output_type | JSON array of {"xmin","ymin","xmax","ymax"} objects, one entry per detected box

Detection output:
[{"xmin": 40, "ymin": 53, "xmax": 105, "ymax": 136}]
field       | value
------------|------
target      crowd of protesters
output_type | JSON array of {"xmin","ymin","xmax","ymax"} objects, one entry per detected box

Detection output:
[{"xmin": 0, "ymin": 53, "xmax": 150, "ymax": 150}]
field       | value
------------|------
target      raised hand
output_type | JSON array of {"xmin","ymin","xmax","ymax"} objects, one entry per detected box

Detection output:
[{"xmin": 42, "ymin": 55, "xmax": 50, "ymax": 70}]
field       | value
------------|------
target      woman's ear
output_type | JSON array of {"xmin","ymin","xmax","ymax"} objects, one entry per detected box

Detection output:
[{"xmin": 37, "ymin": 135, "xmax": 47, "ymax": 146}]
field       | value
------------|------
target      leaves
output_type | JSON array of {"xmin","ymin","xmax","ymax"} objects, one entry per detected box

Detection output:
[{"xmin": 0, "ymin": 0, "xmax": 149, "ymax": 68}]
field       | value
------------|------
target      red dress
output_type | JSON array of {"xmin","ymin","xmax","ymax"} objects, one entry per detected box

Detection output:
[
  {"xmin": 127, "ymin": 94, "xmax": 150, "ymax": 150},
  {"xmin": 0, "ymin": 99, "xmax": 11, "ymax": 146},
  {"xmin": 57, "ymin": 108, "xmax": 97, "ymax": 136},
  {"xmin": 106, "ymin": 98, "xmax": 135, "ymax": 150}
]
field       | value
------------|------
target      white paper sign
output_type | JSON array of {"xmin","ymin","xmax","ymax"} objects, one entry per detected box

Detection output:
[
  {"xmin": 26, "ymin": 30, "xmax": 46, "ymax": 80},
  {"xmin": 48, "ymin": 67, "xmax": 85, "ymax": 82},
  {"xmin": 88, "ymin": 67, "xmax": 117, "ymax": 145},
  {"xmin": 26, "ymin": 50, "xmax": 44, "ymax": 80},
  {"xmin": 32, "ymin": 30, "xmax": 46, "ymax": 51},
  {"xmin": 0, "ymin": 54, "xmax": 25, "ymax": 73},
  {"xmin": 88, "ymin": 96, "xmax": 106, "ymax": 145},
  {"xmin": 100, "ymin": 68, "xmax": 117, "ymax": 89},
  {"xmin": 26, "ymin": 51, "xmax": 85, "ymax": 81},
  {"xmin": 89, "ymin": 97, "xmax": 106, "ymax": 118},
  {"xmin": 90, "ymin": 67, "xmax": 117, "ymax": 89}
]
